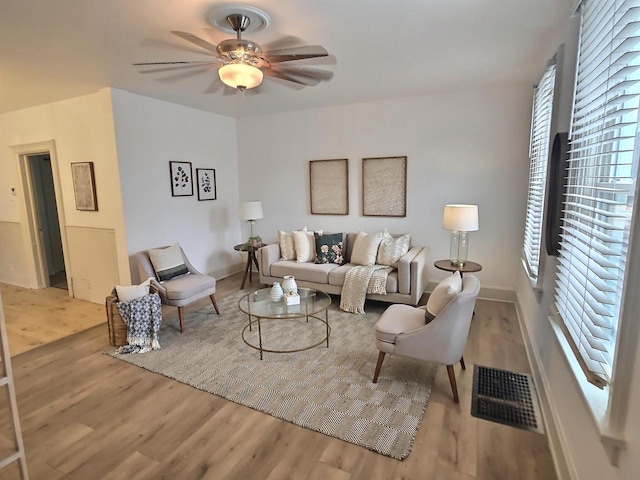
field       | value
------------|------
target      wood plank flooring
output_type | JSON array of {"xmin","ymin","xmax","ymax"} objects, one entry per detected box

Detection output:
[{"xmin": 0, "ymin": 274, "xmax": 557, "ymax": 479}]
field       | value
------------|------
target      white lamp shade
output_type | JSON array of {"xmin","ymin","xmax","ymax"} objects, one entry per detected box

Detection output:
[
  {"xmin": 238, "ymin": 201, "xmax": 264, "ymax": 221},
  {"xmin": 442, "ymin": 204, "xmax": 479, "ymax": 232},
  {"xmin": 219, "ymin": 63, "xmax": 263, "ymax": 90}
]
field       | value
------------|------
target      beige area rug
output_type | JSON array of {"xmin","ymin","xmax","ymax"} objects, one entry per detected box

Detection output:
[{"xmin": 107, "ymin": 290, "xmax": 437, "ymax": 459}]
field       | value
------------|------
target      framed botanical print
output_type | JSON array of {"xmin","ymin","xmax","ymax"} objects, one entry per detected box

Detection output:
[
  {"xmin": 196, "ymin": 168, "xmax": 216, "ymax": 201},
  {"xmin": 71, "ymin": 162, "xmax": 98, "ymax": 211},
  {"xmin": 169, "ymin": 161, "xmax": 193, "ymax": 197}
]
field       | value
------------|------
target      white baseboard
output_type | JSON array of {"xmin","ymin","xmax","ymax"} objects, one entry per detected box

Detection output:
[
  {"xmin": 0, "ymin": 272, "xmax": 33, "ymax": 288},
  {"xmin": 514, "ymin": 293, "xmax": 574, "ymax": 480}
]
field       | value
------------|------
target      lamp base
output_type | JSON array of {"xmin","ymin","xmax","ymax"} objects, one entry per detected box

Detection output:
[{"xmin": 449, "ymin": 231, "xmax": 469, "ymax": 266}]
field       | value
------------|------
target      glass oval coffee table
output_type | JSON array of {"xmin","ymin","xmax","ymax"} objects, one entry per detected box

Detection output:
[{"xmin": 238, "ymin": 287, "xmax": 332, "ymax": 360}]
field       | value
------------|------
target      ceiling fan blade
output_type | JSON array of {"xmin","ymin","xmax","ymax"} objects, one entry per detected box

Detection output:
[
  {"xmin": 263, "ymin": 68, "xmax": 320, "ymax": 87},
  {"xmin": 262, "ymin": 45, "xmax": 329, "ymax": 63},
  {"xmin": 137, "ymin": 62, "xmax": 219, "ymax": 74},
  {"xmin": 272, "ymin": 65, "xmax": 333, "ymax": 82},
  {"xmin": 260, "ymin": 35, "xmax": 305, "ymax": 52},
  {"xmin": 171, "ymin": 31, "xmax": 219, "ymax": 55},
  {"xmin": 156, "ymin": 67, "xmax": 212, "ymax": 84}
]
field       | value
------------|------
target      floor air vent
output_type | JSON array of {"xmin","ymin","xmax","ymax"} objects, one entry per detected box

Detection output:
[{"xmin": 471, "ymin": 365, "xmax": 544, "ymax": 434}]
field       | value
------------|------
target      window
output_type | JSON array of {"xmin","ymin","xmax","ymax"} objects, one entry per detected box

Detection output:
[
  {"xmin": 523, "ymin": 64, "xmax": 556, "ymax": 283},
  {"xmin": 554, "ymin": 0, "xmax": 640, "ymax": 388}
]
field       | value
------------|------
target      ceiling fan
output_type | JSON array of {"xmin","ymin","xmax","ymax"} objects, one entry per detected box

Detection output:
[{"xmin": 134, "ymin": 9, "xmax": 334, "ymax": 93}]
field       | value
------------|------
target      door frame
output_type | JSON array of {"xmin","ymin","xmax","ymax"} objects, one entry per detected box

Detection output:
[{"xmin": 11, "ymin": 140, "xmax": 73, "ymax": 295}]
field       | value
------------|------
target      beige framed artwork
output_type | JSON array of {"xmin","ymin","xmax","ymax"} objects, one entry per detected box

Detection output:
[
  {"xmin": 362, "ymin": 156, "xmax": 407, "ymax": 217},
  {"xmin": 71, "ymin": 162, "xmax": 98, "ymax": 211},
  {"xmin": 309, "ymin": 158, "xmax": 349, "ymax": 215}
]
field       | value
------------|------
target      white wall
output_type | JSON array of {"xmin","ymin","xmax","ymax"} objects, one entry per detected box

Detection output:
[
  {"xmin": 0, "ymin": 89, "xmax": 130, "ymax": 301},
  {"xmin": 110, "ymin": 89, "xmax": 243, "ymax": 281},
  {"xmin": 236, "ymin": 85, "xmax": 534, "ymax": 293},
  {"xmin": 515, "ymin": 14, "xmax": 640, "ymax": 480}
]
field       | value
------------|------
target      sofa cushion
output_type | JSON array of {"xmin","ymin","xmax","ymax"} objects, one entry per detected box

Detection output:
[
  {"xmin": 377, "ymin": 230, "xmax": 411, "ymax": 268},
  {"xmin": 163, "ymin": 273, "xmax": 216, "ymax": 301},
  {"xmin": 278, "ymin": 230, "xmax": 297, "ymax": 261},
  {"xmin": 375, "ymin": 304, "xmax": 426, "ymax": 344},
  {"xmin": 351, "ymin": 231, "xmax": 383, "ymax": 266},
  {"xmin": 293, "ymin": 229, "xmax": 323, "ymax": 263},
  {"xmin": 328, "ymin": 264, "xmax": 398, "ymax": 293},
  {"xmin": 426, "ymin": 272, "xmax": 462, "ymax": 315},
  {"xmin": 314, "ymin": 232, "xmax": 344, "ymax": 265},
  {"xmin": 271, "ymin": 261, "xmax": 339, "ymax": 283}
]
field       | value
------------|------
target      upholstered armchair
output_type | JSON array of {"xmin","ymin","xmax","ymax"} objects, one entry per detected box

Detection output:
[
  {"xmin": 135, "ymin": 245, "xmax": 220, "ymax": 333},
  {"xmin": 372, "ymin": 274, "xmax": 480, "ymax": 402}
]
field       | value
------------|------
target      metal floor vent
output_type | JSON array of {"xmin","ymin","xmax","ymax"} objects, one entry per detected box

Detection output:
[{"xmin": 471, "ymin": 365, "xmax": 545, "ymax": 434}]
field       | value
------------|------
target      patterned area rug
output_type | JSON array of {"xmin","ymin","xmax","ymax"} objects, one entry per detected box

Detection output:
[{"xmin": 107, "ymin": 290, "xmax": 436, "ymax": 459}]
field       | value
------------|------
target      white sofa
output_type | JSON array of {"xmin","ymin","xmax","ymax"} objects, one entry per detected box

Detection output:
[{"xmin": 258, "ymin": 232, "xmax": 430, "ymax": 305}]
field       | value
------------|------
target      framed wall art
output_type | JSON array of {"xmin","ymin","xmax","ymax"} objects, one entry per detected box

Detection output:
[
  {"xmin": 362, "ymin": 156, "xmax": 407, "ymax": 217},
  {"xmin": 196, "ymin": 168, "xmax": 217, "ymax": 201},
  {"xmin": 71, "ymin": 162, "xmax": 98, "ymax": 211},
  {"xmin": 169, "ymin": 161, "xmax": 193, "ymax": 197},
  {"xmin": 309, "ymin": 158, "xmax": 349, "ymax": 215}
]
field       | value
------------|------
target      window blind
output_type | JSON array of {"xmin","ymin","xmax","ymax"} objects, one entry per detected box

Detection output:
[
  {"xmin": 555, "ymin": 0, "xmax": 640, "ymax": 388},
  {"xmin": 523, "ymin": 64, "xmax": 556, "ymax": 281}
]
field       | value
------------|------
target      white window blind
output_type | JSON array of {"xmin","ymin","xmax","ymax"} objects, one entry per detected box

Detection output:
[
  {"xmin": 555, "ymin": 0, "xmax": 640, "ymax": 388},
  {"xmin": 523, "ymin": 64, "xmax": 557, "ymax": 281}
]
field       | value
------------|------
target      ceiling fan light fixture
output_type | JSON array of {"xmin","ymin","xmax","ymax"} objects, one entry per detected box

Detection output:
[{"xmin": 218, "ymin": 63, "xmax": 263, "ymax": 91}]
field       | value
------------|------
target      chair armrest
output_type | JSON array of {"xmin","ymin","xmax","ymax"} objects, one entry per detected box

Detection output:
[
  {"xmin": 258, "ymin": 244, "xmax": 281, "ymax": 281},
  {"xmin": 397, "ymin": 246, "xmax": 430, "ymax": 304}
]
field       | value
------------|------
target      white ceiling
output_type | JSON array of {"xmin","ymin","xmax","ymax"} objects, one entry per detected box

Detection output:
[{"xmin": 0, "ymin": 0, "xmax": 572, "ymax": 118}]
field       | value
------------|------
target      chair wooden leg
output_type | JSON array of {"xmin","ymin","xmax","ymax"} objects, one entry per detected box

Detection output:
[
  {"xmin": 210, "ymin": 294, "xmax": 220, "ymax": 314},
  {"xmin": 447, "ymin": 365, "xmax": 459, "ymax": 403},
  {"xmin": 178, "ymin": 306, "xmax": 185, "ymax": 333},
  {"xmin": 372, "ymin": 352, "xmax": 386, "ymax": 383},
  {"xmin": 460, "ymin": 356, "xmax": 466, "ymax": 370}
]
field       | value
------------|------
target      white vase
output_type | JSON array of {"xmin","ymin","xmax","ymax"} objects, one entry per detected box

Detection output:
[
  {"xmin": 270, "ymin": 282, "xmax": 283, "ymax": 302},
  {"xmin": 282, "ymin": 275, "xmax": 298, "ymax": 294}
]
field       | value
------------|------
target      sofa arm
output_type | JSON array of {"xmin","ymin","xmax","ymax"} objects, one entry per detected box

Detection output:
[
  {"xmin": 397, "ymin": 246, "xmax": 430, "ymax": 305},
  {"xmin": 258, "ymin": 243, "xmax": 281, "ymax": 282}
]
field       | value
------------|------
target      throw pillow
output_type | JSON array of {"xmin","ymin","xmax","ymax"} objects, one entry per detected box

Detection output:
[
  {"xmin": 351, "ymin": 231, "xmax": 384, "ymax": 266},
  {"xmin": 147, "ymin": 244, "xmax": 189, "ymax": 282},
  {"xmin": 314, "ymin": 232, "xmax": 344, "ymax": 265},
  {"xmin": 115, "ymin": 277, "xmax": 152, "ymax": 302},
  {"xmin": 292, "ymin": 230, "xmax": 316, "ymax": 263},
  {"xmin": 426, "ymin": 272, "xmax": 463, "ymax": 316},
  {"xmin": 278, "ymin": 230, "xmax": 297, "ymax": 261},
  {"xmin": 376, "ymin": 229, "xmax": 411, "ymax": 268}
]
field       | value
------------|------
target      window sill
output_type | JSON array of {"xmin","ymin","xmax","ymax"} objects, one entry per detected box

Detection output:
[
  {"xmin": 520, "ymin": 257, "xmax": 544, "ymax": 292},
  {"xmin": 547, "ymin": 316, "xmax": 627, "ymax": 465}
]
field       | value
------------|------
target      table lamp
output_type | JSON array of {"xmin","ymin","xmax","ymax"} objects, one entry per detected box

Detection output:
[
  {"xmin": 238, "ymin": 201, "xmax": 264, "ymax": 243},
  {"xmin": 442, "ymin": 204, "xmax": 479, "ymax": 267}
]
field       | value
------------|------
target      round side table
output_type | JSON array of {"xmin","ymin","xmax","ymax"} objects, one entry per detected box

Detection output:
[
  {"xmin": 235, "ymin": 243, "xmax": 265, "ymax": 289},
  {"xmin": 434, "ymin": 259, "xmax": 482, "ymax": 277}
]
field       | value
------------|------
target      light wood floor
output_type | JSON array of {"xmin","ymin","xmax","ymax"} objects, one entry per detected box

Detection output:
[{"xmin": 0, "ymin": 274, "xmax": 557, "ymax": 479}]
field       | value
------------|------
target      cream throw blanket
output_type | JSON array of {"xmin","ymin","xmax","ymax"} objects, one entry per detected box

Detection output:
[{"xmin": 340, "ymin": 265, "xmax": 393, "ymax": 314}]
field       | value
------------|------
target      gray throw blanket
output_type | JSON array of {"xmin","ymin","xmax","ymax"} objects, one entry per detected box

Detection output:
[
  {"xmin": 340, "ymin": 265, "xmax": 393, "ymax": 314},
  {"xmin": 115, "ymin": 293, "xmax": 162, "ymax": 354}
]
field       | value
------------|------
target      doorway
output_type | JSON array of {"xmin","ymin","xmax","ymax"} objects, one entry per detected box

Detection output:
[{"xmin": 27, "ymin": 154, "xmax": 67, "ymax": 289}]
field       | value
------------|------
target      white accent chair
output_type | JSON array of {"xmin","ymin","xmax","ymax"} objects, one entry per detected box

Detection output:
[
  {"xmin": 372, "ymin": 275, "xmax": 480, "ymax": 403},
  {"xmin": 135, "ymin": 247, "xmax": 220, "ymax": 333}
]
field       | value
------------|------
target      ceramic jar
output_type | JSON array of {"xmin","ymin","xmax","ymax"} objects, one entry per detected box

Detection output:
[
  {"xmin": 282, "ymin": 275, "xmax": 298, "ymax": 294},
  {"xmin": 270, "ymin": 282, "xmax": 283, "ymax": 302}
]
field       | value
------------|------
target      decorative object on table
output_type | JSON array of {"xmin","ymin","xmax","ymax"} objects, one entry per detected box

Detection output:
[
  {"xmin": 309, "ymin": 158, "xmax": 349, "ymax": 215},
  {"xmin": 362, "ymin": 156, "xmax": 407, "ymax": 217},
  {"xmin": 108, "ymin": 291, "xmax": 436, "ymax": 460},
  {"xmin": 270, "ymin": 282, "xmax": 283, "ymax": 302},
  {"xmin": 169, "ymin": 161, "xmax": 193, "ymax": 197},
  {"xmin": 71, "ymin": 162, "xmax": 98, "ymax": 211},
  {"xmin": 238, "ymin": 200, "xmax": 264, "ymax": 244},
  {"xmin": 442, "ymin": 204, "xmax": 479, "ymax": 267},
  {"xmin": 196, "ymin": 168, "xmax": 216, "ymax": 201},
  {"xmin": 282, "ymin": 275, "xmax": 298, "ymax": 294},
  {"xmin": 284, "ymin": 290, "xmax": 301, "ymax": 305}
]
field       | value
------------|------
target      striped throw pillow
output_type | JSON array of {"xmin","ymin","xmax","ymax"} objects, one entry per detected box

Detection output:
[{"xmin": 148, "ymin": 244, "xmax": 189, "ymax": 282}]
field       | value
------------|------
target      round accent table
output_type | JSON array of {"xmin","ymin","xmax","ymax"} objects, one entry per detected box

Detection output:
[
  {"xmin": 234, "ymin": 242, "xmax": 265, "ymax": 289},
  {"xmin": 434, "ymin": 259, "xmax": 482, "ymax": 278}
]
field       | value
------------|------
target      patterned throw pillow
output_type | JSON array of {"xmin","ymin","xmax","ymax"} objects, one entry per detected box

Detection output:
[
  {"xmin": 147, "ymin": 244, "xmax": 189, "ymax": 282},
  {"xmin": 376, "ymin": 229, "xmax": 411, "ymax": 268},
  {"xmin": 278, "ymin": 230, "xmax": 297, "ymax": 260},
  {"xmin": 314, "ymin": 232, "xmax": 344, "ymax": 265}
]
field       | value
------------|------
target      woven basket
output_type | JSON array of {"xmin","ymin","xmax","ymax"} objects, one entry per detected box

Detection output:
[{"xmin": 105, "ymin": 285, "xmax": 159, "ymax": 347}]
